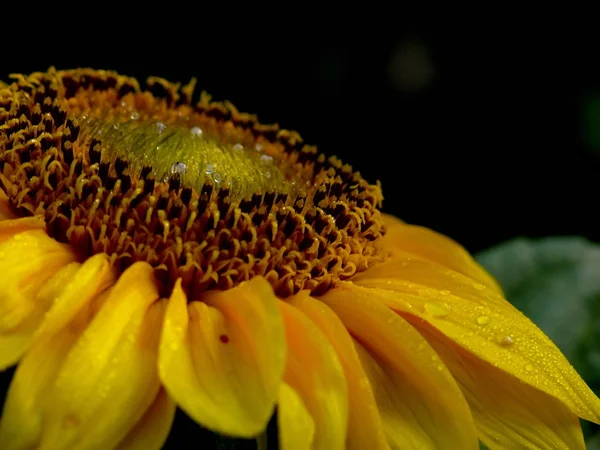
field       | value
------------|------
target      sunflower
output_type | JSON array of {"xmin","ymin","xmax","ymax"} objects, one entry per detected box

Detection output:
[{"xmin": 0, "ymin": 68, "xmax": 598, "ymax": 450}]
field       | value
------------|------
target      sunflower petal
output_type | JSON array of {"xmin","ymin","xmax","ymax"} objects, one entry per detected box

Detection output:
[
  {"xmin": 0, "ymin": 254, "xmax": 113, "ymax": 449},
  {"xmin": 159, "ymin": 277, "xmax": 285, "ymax": 437},
  {"xmin": 322, "ymin": 285, "xmax": 478, "ymax": 450},
  {"xmin": 278, "ymin": 383, "xmax": 315, "ymax": 450},
  {"xmin": 0, "ymin": 262, "xmax": 80, "ymax": 370},
  {"xmin": 0, "ymin": 225, "xmax": 77, "ymax": 369},
  {"xmin": 116, "ymin": 388, "xmax": 176, "ymax": 450},
  {"xmin": 278, "ymin": 300, "xmax": 348, "ymax": 450},
  {"xmin": 351, "ymin": 258, "xmax": 600, "ymax": 424},
  {"xmin": 287, "ymin": 292, "xmax": 389, "ymax": 450},
  {"xmin": 381, "ymin": 213, "xmax": 502, "ymax": 293},
  {"xmin": 415, "ymin": 322, "xmax": 586, "ymax": 450}
]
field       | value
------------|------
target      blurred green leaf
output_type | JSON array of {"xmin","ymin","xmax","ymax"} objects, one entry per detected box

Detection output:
[{"xmin": 476, "ymin": 236, "xmax": 600, "ymax": 443}]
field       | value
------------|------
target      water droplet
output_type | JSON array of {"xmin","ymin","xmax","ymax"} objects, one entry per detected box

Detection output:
[
  {"xmin": 525, "ymin": 364, "xmax": 534, "ymax": 372},
  {"xmin": 130, "ymin": 111, "xmax": 139, "ymax": 120},
  {"xmin": 205, "ymin": 163, "xmax": 214, "ymax": 175},
  {"xmin": 213, "ymin": 172, "xmax": 223, "ymax": 183},
  {"xmin": 255, "ymin": 143, "xmax": 264, "ymax": 152},
  {"xmin": 170, "ymin": 162, "xmax": 187, "ymax": 175},
  {"xmin": 476, "ymin": 315, "xmax": 490, "ymax": 325},
  {"xmin": 233, "ymin": 143, "xmax": 244, "ymax": 152},
  {"xmin": 473, "ymin": 283, "xmax": 486, "ymax": 291},
  {"xmin": 260, "ymin": 154, "xmax": 273, "ymax": 164},
  {"xmin": 437, "ymin": 364, "xmax": 445, "ymax": 371},
  {"xmin": 113, "ymin": 124, "xmax": 120, "ymax": 130},
  {"xmin": 500, "ymin": 335, "xmax": 514, "ymax": 346},
  {"xmin": 265, "ymin": 171, "xmax": 271, "ymax": 178},
  {"xmin": 190, "ymin": 126, "xmax": 203, "ymax": 136},
  {"xmin": 439, "ymin": 289, "xmax": 450, "ymax": 295},
  {"xmin": 424, "ymin": 301, "xmax": 450, "ymax": 317},
  {"xmin": 156, "ymin": 122, "xmax": 167, "ymax": 134}
]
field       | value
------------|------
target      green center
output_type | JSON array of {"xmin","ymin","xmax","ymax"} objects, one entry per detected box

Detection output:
[{"xmin": 79, "ymin": 114, "xmax": 300, "ymax": 200}]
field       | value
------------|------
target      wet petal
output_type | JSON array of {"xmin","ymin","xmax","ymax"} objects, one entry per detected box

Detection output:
[
  {"xmin": 279, "ymin": 300, "xmax": 348, "ymax": 450},
  {"xmin": 0, "ymin": 262, "xmax": 79, "ymax": 370},
  {"xmin": 416, "ymin": 322, "xmax": 585, "ymax": 450},
  {"xmin": 278, "ymin": 383, "xmax": 315, "ymax": 450},
  {"xmin": 0, "ymin": 224, "xmax": 77, "ymax": 369},
  {"xmin": 287, "ymin": 292, "xmax": 389, "ymax": 450},
  {"xmin": 0, "ymin": 254, "xmax": 114, "ymax": 449},
  {"xmin": 37, "ymin": 265, "xmax": 164, "ymax": 450},
  {"xmin": 159, "ymin": 277, "xmax": 285, "ymax": 438},
  {"xmin": 116, "ymin": 388, "xmax": 176, "ymax": 450},
  {"xmin": 322, "ymin": 285, "xmax": 478, "ymax": 450},
  {"xmin": 381, "ymin": 213, "xmax": 502, "ymax": 293},
  {"xmin": 351, "ymin": 258, "xmax": 600, "ymax": 424}
]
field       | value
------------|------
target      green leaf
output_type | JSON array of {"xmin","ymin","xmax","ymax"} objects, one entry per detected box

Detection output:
[{"xmin": 476, "ymin": 236, "xmax": 600, "ymax": 442}]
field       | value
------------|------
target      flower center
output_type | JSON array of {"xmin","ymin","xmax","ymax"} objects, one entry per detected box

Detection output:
[{"xmin": 0, "ymin": 68, "xmax": 386, "ymax": 298}]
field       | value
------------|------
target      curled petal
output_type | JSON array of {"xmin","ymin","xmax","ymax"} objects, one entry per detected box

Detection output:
[
  {"xmin": 351, "ymin": 258, "xmax": 600, "ymax": 424},
  {"xmin": 278, "ymin": 383, "xmax": 315, "ymax": 450},
  {"xmin": 0, "ymin": 222, "xmax": 77, "ymax": 369},
  {"xmin": 159, "ymin": 277, "xmax": 285, "ymax": 437},
  {"xmin": 381, "ymin": 213, "xmax": 502, "ymax": 293},
  {"xmin": 322, "ymin": 285, "xmax": 478, "ymax": 450},
  {"xmin": 287, "ymin": 292, "xmax": 389, "ymax": 450},
  {"xmin": 0, "ymin": 254, "xmax": 114, "ymax": 449},
  {"xmin": 116, "ymin": 388, "xmax": 176, "ymax": 450},
  {"xmin": 279, "ymin": 300, "xmax": 348, "ymax": 450}
]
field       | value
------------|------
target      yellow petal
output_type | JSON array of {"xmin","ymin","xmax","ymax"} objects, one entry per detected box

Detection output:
[
  {"xmin": 278, "ymin": 383, "xmax": 315, "ymax": 450},
  {"xmin": 0, "ymin": 254, "xmax": 114, "ymax": 450},
  {"xmin": 159, "ymin": 277, "xmax": 285, "ymax": 437},
  {"xmin": 322, "ymin": 285, "xmax": 478, "ymax": 450},
  {"xmin": 0, "ymin": 224, "xmax": 77, "ymax": 369},
  {"xmin": 37, "ymin": 264, "xmax": 164, "ymax": 450},
  {"xmin": 416, "ymin": 323, "xmax": 586, "ymax": 450},
  {"xmin": 0, "ymin": 262, "xmax": 80, "ymax": 370},
  {"xmin": 381, "ymin": 213, "xmax": 502, "ymax": 293},
  {"xmin": 279, "ymin": 300, "xmax": 348, "ymax": 450},
  {"xmin": 287, "ymin": 292, "xmax": 389, "ymax": 450},
  {"xmin": 351, "ymin": 258, "xmax": 600, "ymax": 424},
  {"xmin": 116, "ymin": 388, "xmax": 176, "ymax": 450}
]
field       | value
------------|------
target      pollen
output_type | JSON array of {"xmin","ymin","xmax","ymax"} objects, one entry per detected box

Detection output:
[{"xmin": 0, "ymin": 68, "xmax": 385, "ymax": 298}]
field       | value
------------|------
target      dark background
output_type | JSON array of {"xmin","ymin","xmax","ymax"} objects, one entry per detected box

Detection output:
[
  {"xmin": 2, "ymin": 29, "xmax": 600, "ymax": 448},
  {"xmin": 3, "ymin": 30, "xmax": 599, "ymax": 255}
]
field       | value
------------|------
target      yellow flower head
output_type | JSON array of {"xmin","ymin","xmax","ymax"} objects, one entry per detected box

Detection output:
[{"xmin": 0, "ymin": 68, "xmax": 598, "ymax": 450}]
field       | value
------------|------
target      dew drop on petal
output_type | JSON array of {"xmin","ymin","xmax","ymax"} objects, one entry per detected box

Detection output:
[
  {"xmin": 439, "ymin": 289, "xmax": 450, "ymax": 295},
  {"xmin": 500, "ymin": 335, "xmax": 514, "ymax": 346},
  {"xmin": 525, "ymin": 364, "xmax": 534, "ymax": 372},
  {"xmin": 190, "ymin": 126, "xmax": 203, "ymax": 136},
  {"xmin": 473, "ymin": 283, "xmax": 486, "ymax": 291},
  {"xmin": 424, "ymin": 301, "xmax": 450, "ymax": 317},
  {"xmin": 233, "ymin": 143, "xmax": 244, "ymax": 152},
  {"xmin": 130, "ymin": 111, "xmax": 139, "ymax": 120},
  {"xmin": 213, "ymin": 172, "xmax": 223, "ymax": 183},
  {"xmin": 437, "ymin": 364, "xmax": 445, "ymax": 371},
  {"xmin": 205, "ymin": 163, "xmax": 214, "ymax": 175},
  {"xmin": 476, "ymin": 315, "xmax": 490, "ymax": 325}
]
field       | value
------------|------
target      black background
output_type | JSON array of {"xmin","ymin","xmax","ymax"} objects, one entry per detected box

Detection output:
[{"xmin": 2, "ymin": 25, "xmax": 600, "ymax": 448}]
